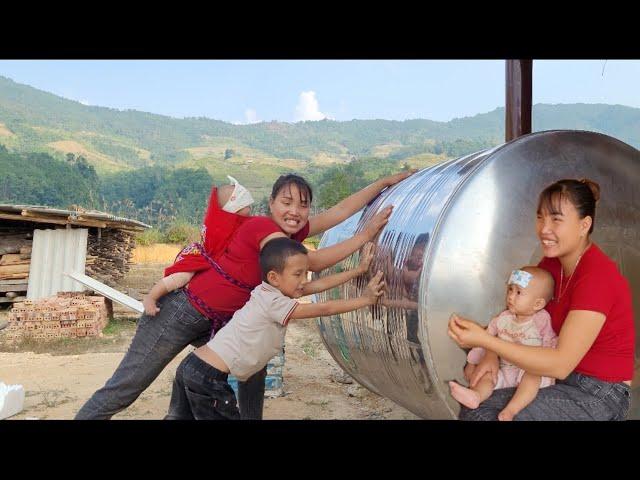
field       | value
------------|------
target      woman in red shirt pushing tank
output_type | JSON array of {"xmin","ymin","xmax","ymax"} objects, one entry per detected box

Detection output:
[{"xmin": 76, "ymin": 170, "xmax": 414, "ymax": 420}]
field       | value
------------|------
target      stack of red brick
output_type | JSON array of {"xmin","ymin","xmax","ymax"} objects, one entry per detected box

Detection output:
[{"xmin": 4, "ymin": 292, "xmax": 109, "ymax": 342}]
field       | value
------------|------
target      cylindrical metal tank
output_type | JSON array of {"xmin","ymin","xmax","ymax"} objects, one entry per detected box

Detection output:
[{"xmin": 315, "ymin": 130, "xmax": 640, "ymax": 419}]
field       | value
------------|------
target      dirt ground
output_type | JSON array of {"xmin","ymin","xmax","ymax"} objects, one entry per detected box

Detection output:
[{"xmin": 0, "ymin": 262, "xmax": 418, "ymax": 420}]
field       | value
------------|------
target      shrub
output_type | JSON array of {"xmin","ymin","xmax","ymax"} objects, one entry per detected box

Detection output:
[
  {"xmin": 164, "ymin": 220, "xmax": 200, "ymax": 245},
  {"xmin": 135, "ymin": 228, "xmax": 164, "ymax": 246}
]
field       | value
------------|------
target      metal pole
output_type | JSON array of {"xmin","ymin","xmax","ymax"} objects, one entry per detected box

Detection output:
[{"xmin": 505, "ymin": 59, "xmax": 533, "ymax": 142}]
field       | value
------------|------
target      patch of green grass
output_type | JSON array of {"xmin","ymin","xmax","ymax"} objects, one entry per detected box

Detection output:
[
  {"xmin": 304, "ymin": 236, "xmax": 321, "ymax": 249},
  {"xmin": 301, "ymin": 340, "xmax": 319, "ymax": 359},
  {"xmin": 102, "ymin": 316, "xmax": 137, "ymax": 336}
]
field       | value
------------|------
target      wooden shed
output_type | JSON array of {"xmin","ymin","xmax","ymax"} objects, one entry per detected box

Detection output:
[{"xmin": 0, "ymin": 204, "xmax": 150, "ymax": 305}]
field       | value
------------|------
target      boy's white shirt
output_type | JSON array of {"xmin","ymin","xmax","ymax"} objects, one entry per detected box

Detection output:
[{"xmin": 206, "ymin": 281, "xmax": 298, "ymax": 381}]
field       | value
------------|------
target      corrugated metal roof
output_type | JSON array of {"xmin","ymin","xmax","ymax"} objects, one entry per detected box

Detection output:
[
  {"xmin": 0, "ymin": 204, "xmax": 151, "ymax": 230},
  {"xmin": 27, "ymin": 228, "xmax": 88, "ymax": 300}
]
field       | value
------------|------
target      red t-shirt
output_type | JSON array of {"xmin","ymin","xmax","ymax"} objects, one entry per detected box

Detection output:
[
  {"xmin": 538, "ymin": 244, "xmax": 635, "ymax": 382},
  {"xmin": 186, "ymin": 216, "xmax": 310, "ymax": 316}
]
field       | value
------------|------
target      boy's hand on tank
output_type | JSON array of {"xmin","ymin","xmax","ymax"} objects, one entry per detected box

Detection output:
[
  {"xmin": 363, "ymin": 271, "xmax": 385, "ymax": 304},
  {"xmin": 356, "ymin": 242, "xmax": 375, "ymax": 274},
  {"xmin": 364, "ymin": 206, "xmax": 393, "ymax": 240},
  {"xmin": 143, "ymin": 297, "xmax": 160, "ymax": 316}
]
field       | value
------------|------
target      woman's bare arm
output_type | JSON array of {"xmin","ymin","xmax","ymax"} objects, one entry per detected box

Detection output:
[
  {"xmin": 302, "ymin": 244, "xmax": 374, "ymax": 295},
  {"xmin": 307, "ymin": 170, "xmax": 415, "ymax": 236},
  {"xmin": 449, "ymin": 310, "xmax": 606, "ymax": 379},
  {"xmin": 307, "ymin": 206, "xmax": 392, "ymax": 272}
]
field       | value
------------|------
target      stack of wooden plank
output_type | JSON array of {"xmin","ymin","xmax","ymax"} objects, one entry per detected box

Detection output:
[
  {"xmin": 86, "ymin": 229, "xmax": 135, "ymax": 287},
  {"xmin": 0, "ymin": 232, "xmax": 33, "ymax": 304},
  {"xmin": 3, "ymin": 292, "xmax": 109, "ymax": 342}
]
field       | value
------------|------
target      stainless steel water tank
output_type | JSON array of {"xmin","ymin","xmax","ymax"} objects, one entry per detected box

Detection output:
[{"xmin": 315, "ymin": 130, "xmax": 640, "ymax": 419}]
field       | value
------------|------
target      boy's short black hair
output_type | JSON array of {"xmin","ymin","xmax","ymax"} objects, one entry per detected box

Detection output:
[{"xmin": 260, "ymin": 237, "xmax": 308, "ymax": 282}]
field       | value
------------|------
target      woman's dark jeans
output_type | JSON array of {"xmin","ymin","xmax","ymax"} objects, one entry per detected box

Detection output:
[
  {"xmin": 75, "ymin": 289, "xmax": 266, "ymax": 420},
  {"xmin": 459, "ymin": 371, "xmax": 632, "ymax": 421}
]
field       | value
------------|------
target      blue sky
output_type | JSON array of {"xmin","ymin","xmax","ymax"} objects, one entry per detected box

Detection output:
[{"xmin": 0, "ymin": 60, "xmax": 638, "ymax": 123}]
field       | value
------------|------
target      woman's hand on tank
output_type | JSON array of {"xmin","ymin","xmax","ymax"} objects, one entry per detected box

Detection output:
[
  {"xmin": 363, "ymin": 206, "xmax": 393, "ymax": 240},
  {"xmin": 356, "ymin": 242, "xmax": 375, "ymax": 274},
  {"xmin": 381, "ymin": 169, "xmax": 417, "ymax": 187},
  {"xmin": 363, "ymin": 271, "xmax": 385, "ymax": 304},
  {"xmin": 449, "ymin": 313, "xmax": 499, "ymax": 386}
]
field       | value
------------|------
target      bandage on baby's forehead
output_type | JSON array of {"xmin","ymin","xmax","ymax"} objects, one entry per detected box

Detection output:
[{"xmin": 508, "ymin": 269, "xmax": 533, "ymax": 288}]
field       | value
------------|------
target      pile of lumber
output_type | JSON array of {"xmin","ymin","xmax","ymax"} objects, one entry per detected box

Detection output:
[
  {"xmin": 86, "ymin": 229, "xmax": 135, "ymax": 287},
  {"xmin": 3, "ymin": 292, "xmax": 109, "ymax": 342},
  {"xmin": 0, "ymin": 232, "xmax": 32, "ymax": 304}
]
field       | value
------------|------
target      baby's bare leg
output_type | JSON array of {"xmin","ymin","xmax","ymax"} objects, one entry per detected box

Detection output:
[
  {"xmin": 449, "ymin": 369, "xmax": 495, "ymax": 410},
  {"xmin": 463, "ymin": 362, "xmax": 475, "ymax": 382},
  {"xmin": 498, "ymin": 372, "xmax": 541, "ymax": 421}
]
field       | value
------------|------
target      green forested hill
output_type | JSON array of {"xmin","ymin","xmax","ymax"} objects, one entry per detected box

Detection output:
[
  {"xmin": 2, "ymin": 75, "xmax": 640, "ymax": 175},
  {"xmin": 2, "ymin": 73, "xmax": 640, "ymax": 234}
]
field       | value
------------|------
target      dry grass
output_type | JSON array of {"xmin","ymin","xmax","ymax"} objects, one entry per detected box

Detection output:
[
  {"xmin": 131, "ymin": 243, "xmax": 182, "ymax": 264},
  {"xmin": 132, "ymin": 240, "xmax": 316, "ymax": 265},
  {"xmin": 46, "ymin": 140, "xmax": 124, "ymax": 171}
]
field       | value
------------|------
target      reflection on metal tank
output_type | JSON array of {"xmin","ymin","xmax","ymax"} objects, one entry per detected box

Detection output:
[{"xmin": 315, "ymin": 130, "xmax": 640, "ymax": 419}]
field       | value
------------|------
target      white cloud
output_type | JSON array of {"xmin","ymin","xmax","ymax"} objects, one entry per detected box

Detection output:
[
  {"xmin": 295, "ymin": 91, "xmax": 329, "ymax": 122},
  {"xmin": 244, "ymin": 108, "xmax": 259, "ymax": 124},
  {"xmin": 79, "ymin": 99, "xmax": 91, "ymax": 106}
]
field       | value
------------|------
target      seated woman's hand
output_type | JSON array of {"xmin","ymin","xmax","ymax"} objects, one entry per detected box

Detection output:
[{"xmin": 447, "ymin": 313, "xmax": 489, "ymax": 349}]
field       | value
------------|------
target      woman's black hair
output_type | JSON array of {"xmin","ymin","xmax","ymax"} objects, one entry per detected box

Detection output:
[
  {"xmin": 537, "ymin": 178, "xmax": 601, "ymax": 234},
  {"xmin": 271, "ymin": 174, "xmax": 313, "ymax": 204}
]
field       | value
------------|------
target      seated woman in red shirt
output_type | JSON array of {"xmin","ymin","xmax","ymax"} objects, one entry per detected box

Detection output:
[
  {"xmin": 76, "ymin": 169, "xmax": 415, "ymax": 420},
  {"xmin": 448, "ymin": 178, "xmax": 635, "ymax": 421}
]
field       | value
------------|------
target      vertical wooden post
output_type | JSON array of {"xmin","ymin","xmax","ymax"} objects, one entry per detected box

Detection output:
[{"xmin": 505, "ymin": 60, "xmax": 533, "ymax": 142}]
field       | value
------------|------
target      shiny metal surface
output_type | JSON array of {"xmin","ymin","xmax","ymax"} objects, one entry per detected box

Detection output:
[{"xmin": 316, "ymin": 130, "xmax": 640, "ymax": 419}]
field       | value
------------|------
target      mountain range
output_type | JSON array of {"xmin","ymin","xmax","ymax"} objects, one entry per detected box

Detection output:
[{"xmin": 1, "ymin": 74, "xmax": 639, "ymax": 178}]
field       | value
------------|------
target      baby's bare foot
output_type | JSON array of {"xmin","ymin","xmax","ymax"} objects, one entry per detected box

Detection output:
[{"xmin": 448, "ymin": 381, "xmax": 480, "ymax": 409}]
